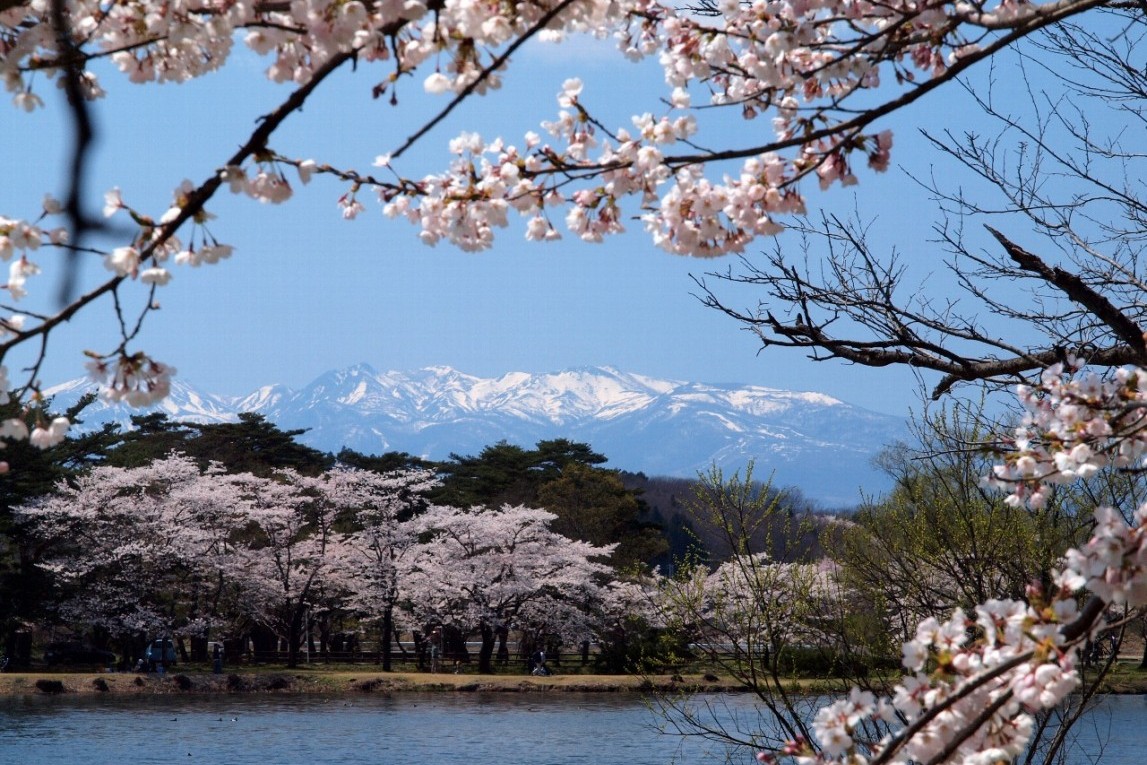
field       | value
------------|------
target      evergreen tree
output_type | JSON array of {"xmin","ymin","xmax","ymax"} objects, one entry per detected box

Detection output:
[
  {"xmin": 0, "ymin": 394, "xmax": 123, "ymax": 666},
  {"xmin": 536, "ymin": 463, "xmax": 667, "ymax": 571},
  {"xmin": 184, "ymin": 413, "xmax": 333, "ymax": 475}
]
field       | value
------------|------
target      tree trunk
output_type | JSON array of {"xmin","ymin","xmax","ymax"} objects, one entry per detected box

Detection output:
[
  {"xmin": 496, "ymin": 624, "xmax": 510, "ymax": 667},
  {"xmin": 442, "ymin": 625, "xmax": 469, "ymax": 664},
  {"xmin": 381, "ymin": 604, "xmax": 394, "ymax": 672},
  {"xmin": 413, "ymin": 631, "xmax": 426, "ymax": 671},
  {"xmin": 392, "ymin": 624, "xmax": 409, "ymax": 659},
  {"xmin": 478, "ymin": 622, "xmax": 496, "ymax": 674},
  {"xmin": 250, "ymin": 625, "xmax": 278, "ymax": 664},
  {"xmin": 286, "ymin": 609, "xmax": 304, "ymax": 669}
]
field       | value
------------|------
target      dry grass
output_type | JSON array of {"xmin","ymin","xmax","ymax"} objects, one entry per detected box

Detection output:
[
  {"xmin": 8, "ymin": 661, "xmax": 1147, "ymax": 698},
  {"xmin": 0, "ymin": 669, "xmax": 745, "ymax": 697}
]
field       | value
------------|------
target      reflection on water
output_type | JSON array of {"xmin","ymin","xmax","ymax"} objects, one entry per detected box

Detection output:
[{"xmin": 1, "ymin": 691, "xmax": 1145, "ymax": 765}]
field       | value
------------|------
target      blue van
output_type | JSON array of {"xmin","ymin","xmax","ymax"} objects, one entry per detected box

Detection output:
[{"xmin": 143, "ymin": 638, "xmax": 177, "ymax": 671}]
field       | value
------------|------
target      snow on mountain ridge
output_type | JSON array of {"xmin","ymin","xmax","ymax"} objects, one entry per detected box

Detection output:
[{"xmin": 42, "ymin": 364, "xmax": 905, "ymax": 505}]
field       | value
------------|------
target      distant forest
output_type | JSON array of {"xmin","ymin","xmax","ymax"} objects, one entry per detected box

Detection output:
[{"xmin": 1, "ymin": 398, "xmax": 831, "ymax": 575}]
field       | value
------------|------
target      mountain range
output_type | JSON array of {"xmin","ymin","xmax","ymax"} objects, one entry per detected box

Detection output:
[{"xmin": 44, "ymin": 364, "xmax": 908, "ymax": 506}]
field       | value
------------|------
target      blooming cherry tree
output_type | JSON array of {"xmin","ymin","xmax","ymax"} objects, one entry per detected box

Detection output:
[
  {"xmin": 317, "ymin": 465, "xmax": 438, "ymax": 669},
  {"xmin": 228, "ymin": 468, "xmax": 354, "ymax": 668},
  {"xmin": 402, "ymin": 503, "xmax": 615, "ymax": 672},
  {"xmin": 16, "ymin": 453, "xmax": 251, "ymax": 652}
]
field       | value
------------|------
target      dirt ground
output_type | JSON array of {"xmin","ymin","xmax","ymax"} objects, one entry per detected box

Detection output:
[
  {"xmin": 4, "ymin": 661, "xmax": 1145, "ymax": 698},
  {"xmin": 0, "ymin": 669, "xmax": 745, "ymax": 697}
]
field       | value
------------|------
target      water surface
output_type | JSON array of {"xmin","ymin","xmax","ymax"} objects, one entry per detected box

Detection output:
[{"xmin": 2, "ymin": 691, "xmax": 1146, "ymax": 765}]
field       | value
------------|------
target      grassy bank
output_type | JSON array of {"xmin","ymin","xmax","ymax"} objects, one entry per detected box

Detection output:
[
  {"xmin": 0, "ymin": 669, "xmax": 747, "ymax": 697},
  {"xmin": 4, "ymin": 663, "xmax": 1146, "ymax": 698}
]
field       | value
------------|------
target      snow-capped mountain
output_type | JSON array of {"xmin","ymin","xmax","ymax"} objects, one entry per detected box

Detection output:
[{"xmin": 45, "ymin": 364, "xmax": 908, "ymax": 506}]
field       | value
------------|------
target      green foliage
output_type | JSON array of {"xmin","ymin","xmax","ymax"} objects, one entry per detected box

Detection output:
[
  {"xmin": 186, "ymin": 414, "xmax": 333, "ymax": 475},
  {"xmin": 767, "ymin": 644, "xmax": 898, "ymax": 679},
  {"xmin": 537, "ymin": 463, "xmax": 668, "ymax": 571},
  {"xmin": 105, "ymin": 413, "xmax": 333, "ymax": 475},
  {"xmin": 827, "ymin": 404, "xmax": 1092, "ymax": 648},
  {"xmin": 434, "ymin": 441, "xmax": 538, "ymax": 507},
  {"xmin": 101, "ymin": 413, "xmax": 191, "ymax": 468},
  {"xmin": 335, "ymin": 448, "xmax": 433, "ymax": 474},
  {"xmin": 434, "ymin": 439, "xmax": 668, "ymax": 570},
  {"xmin": 595, "ymin": 615, "xmax": 688, "ymax": 674},
  {"xmin": 686, "ymin": 463, "xmax": 819, "ymax": 564}
]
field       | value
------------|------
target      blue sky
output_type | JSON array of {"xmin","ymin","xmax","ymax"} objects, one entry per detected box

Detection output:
[{"xmin": 0, "ymin": 34, "xmax": 987, "ymax": 418}]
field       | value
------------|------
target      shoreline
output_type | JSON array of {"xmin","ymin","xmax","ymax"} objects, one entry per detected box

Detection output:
[
  {"xmin": 3, "ymin": 667, "xmax": 1145, "ymax": 698},
  {"xmin": 0, "ymin": 670, "xmax": 746, "ymax": 697}
]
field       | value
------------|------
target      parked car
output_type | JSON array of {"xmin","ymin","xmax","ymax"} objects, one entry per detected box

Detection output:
[
  {"xmin": 43, "ymin": 641, "xmax": 117, "ymax": 667},
  {"xmin": 142, "ymin": 638, "xmax": 177, "ymax": 671}
]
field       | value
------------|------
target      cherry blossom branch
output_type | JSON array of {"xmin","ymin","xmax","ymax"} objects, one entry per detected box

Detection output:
[
  {"xmin": 389, "ymin": 0, "xmax": 584, "ymax": 162},
  {"xmin": 920, "ymin": 689, "xmax": 1015, "ymax": 765},
  {"xmin": 986, "ymin": 226, "xmax": 1147, "ymax": 361},
  {"xmin": 0, "ymin": 46, "xmax": 357, "ymax": 368},
  {"xmin": 656, "ymin": 0, "xmax": 1105, "ymax": 170}
]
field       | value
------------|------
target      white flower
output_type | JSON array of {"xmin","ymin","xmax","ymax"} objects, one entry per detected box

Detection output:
[
  {"xmin": 140, "ymin": 267, "xmax": 172, "ymax": 285},
  {"xmin": 13, "ymin": 91, "xmax": 43, "ymax": 112},
  {"xmin": 424, "ymin": 72, "xmax": 452, "ymax": 94},
  {"xmin": 103, "ymin": 188, "xmax": 124, "ymax": 218},
  {"xmin": 105, "ymin": 246, "xmax": 140, "ymax": 276},
  {"xmin": 220, "ymin": 165, "xmax": 249, "ymax": 194},
  {"xmin": 247, "ymin": 171, "xmax": 292, "ymax": 203},
  {"xmin": 7, "ymin": 257, "xmax": 40, "ymax": 300},
  {"xmin": 558, "ymin": 78, "xmax": 583, "ymax": 108},
  {"xmin": 297, "ymin": 159, "xmax": 317, "ymax": 184},
  {"xmin": 29, "ymin": 417, "xmax": 69, "ymax": 449},
  {"xmin": 0, "ymin": 418, "xmax": 29, "ymax": 442}
]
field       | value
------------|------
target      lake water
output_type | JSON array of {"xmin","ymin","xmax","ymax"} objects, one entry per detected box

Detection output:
[{"xmin": 2, "ymin": 691, "xmax": 1146, "ymax": 765}]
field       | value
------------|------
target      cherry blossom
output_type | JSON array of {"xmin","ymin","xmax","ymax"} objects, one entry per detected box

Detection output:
[
  {"xmin": 403, "ymin": 503, "xmax": 616, "ymax": 672},
  {"xmin": 0, "ymin": 0, "xmax": 1106, "ymax": 453},
  {"xmin": 753, "ymin": 358, "xmax": 1147, "ymax": 765},
  {"xmin": 984, "ymin": 358, "xmax": 1147, "ymax": 508},
  {"xmin": 85, "ymin": 351, "xmax": 175, "ymax": 407},
  {"xmin": 15, "ymin": 455, "xmax": 254, "ymax": 642},
  {"xmin": 28, "ymin": 416, "xmax": 69, "ymax": 448}
]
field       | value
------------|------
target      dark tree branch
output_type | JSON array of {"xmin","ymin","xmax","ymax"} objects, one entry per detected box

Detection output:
[
  {"xmin": 50, "ymin": 0, "xmax": 101, "ymax": 305},
  {"xmin": 985, "ymin": 226, "xmax": 1147, "ymax": 360}
]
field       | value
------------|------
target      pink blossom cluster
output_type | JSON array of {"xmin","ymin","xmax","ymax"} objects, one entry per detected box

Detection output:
[
  {"xmin": 760, "ymin": 593, "xmax": 1082, "ymax": 765},
  {"xmin": 85, "ymin": 351, "xmax": 176, "ymax": 406},
  {"xmin": 759, "ymin": 358, "xmax": 1147, "ymax": 765},
  {"xmin": 374, "ymin": 0, "xmax": 1037, "ymax": 253},
  {"xmin": 1060, "ymin": 503, "xmax": 1147, "ymax": 607},
  {"xmin": 986, "ymin": 358, "xmax": 1147, "ymax": 509},
  {"xmin": 1, "ymin": 205, "xmax": 67, "ymax": 301}
]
